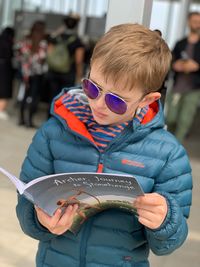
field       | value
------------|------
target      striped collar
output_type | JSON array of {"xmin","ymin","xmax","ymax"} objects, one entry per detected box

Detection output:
[{"xmin": 61, "ymin": 92, "xmax": 149, "ymax": 152}]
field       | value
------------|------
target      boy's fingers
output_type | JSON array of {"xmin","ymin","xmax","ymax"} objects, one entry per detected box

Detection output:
[
  {"xmin": 62, "ymin": 204, "xmax": 78, "ymax": 218},
  {"xmin": 50, "ymin": 208, "xmax": 62, "ymax": 227},
  {"xmin": 35, "ymin": 205, "xmax": 51, "ymax": 219},
  {"xmin": 138, "ymin": 215, "xmax": 154, "ymax": 228},
  {"xmin": 137, "ymin": 208, "xmax": 156, "ymax": 220},
  {"xmin": 35, "ymin": 204, "xmax": 78, "ymax": 230},
  {"xmin": 134, "ymin": 204, "xmax": 156, "ymax": 212},
  {"xmin": 134, "ymin": 193, "xmax": 165, "ymax": 206},
  {"xmin": 34, "ymin": 205, "xmax": 41, "ymax": 211},
  {"xmin": 59, "ymin": 205, "xmax": 78, "ymax": 225}
]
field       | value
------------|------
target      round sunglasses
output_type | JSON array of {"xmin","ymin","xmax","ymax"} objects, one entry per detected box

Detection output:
[{"xmin": 82, "ymin": 78, "xmax": 129, "ymax": 115}]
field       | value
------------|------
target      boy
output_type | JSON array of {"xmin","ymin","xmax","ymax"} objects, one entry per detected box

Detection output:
[{"xmin": 16, "ymin": 24, "xmax": 192, "ymax": 267}]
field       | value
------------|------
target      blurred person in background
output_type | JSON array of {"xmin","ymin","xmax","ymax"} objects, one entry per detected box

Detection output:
[
  {"xmin": 0, "ymin": 27, "xmax": 15, "ymax": 120},
  {"xmin": 166, "ymin": 12, "xmax": 200, "ymax": 143},
  {"xmin": 15, "ymin": 21, "xmax": 47, "ymax": 128},
  {"xmin": 154, "ymin": 29, "xmax": 168, "ymax": 109},
  {"xmin": 46, "ymin": 13, "xmax": 85, "ymax": 116},
  {"xmin": 83, "ymin": 37, "xmax": 97, "ymax": 76}
]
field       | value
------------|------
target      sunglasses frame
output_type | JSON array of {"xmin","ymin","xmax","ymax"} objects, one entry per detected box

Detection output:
[{"xmin": 82, "ymin": 78, "xmax": 128, "ymax": 115}]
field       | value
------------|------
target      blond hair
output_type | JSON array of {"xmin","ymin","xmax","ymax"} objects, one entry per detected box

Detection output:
[{"xmin": 91, "ymin": 23, "xmax": 172, "ymax": 93}]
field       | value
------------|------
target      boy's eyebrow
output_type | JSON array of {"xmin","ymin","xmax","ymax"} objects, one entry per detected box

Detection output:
[{"xmin": 89, "ymin": 77, "xmax": 131, "ymax": 100}]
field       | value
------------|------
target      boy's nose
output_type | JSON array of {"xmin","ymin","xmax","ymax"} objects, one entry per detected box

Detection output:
[{"xmin": 95, "ymin": 94, "xmax": 107, "ymax": 109}]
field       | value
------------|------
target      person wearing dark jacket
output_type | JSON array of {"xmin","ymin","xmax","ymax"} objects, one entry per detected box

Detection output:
[
  {"xmin": 166, "ymin": 12, "xmax": 200, "ymax": 142},
  {"xmin": 0, "ymin": 27, "xmax": 15, "ymax": 120},
  {"xmin": 46, "ymin": 13, "xmax": 85, "ymax": 116}
]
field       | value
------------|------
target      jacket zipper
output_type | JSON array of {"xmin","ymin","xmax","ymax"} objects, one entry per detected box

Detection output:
[
  {"xmin": 66, "ymin": 125, "xmax": 107, "ymax": 174},
  {"xmin": 97, "ymin": 163, "xmax": 104, "ymax": 173},
  {"xmin": 103, "ymin": 123, "xmax": 133, "ymax": 153}
]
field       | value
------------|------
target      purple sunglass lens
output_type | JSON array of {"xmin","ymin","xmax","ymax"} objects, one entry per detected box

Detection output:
[
  {"xmin": 82, "ymin": 79, "xmax": 99, "ymax": 99},
  {"xmin": 105, "ymin": 94, "xmax": 127, "ymax": 115}
]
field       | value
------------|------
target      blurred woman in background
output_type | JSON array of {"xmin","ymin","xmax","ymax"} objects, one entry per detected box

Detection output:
[{"xmin": 15, "ymin": 21, "xmax": 47, "ymax": 127}]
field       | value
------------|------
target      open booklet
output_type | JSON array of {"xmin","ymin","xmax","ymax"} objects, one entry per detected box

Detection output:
[{"xmin": 0, "ymin": 166, "xmax": 144, "ymax": 234}]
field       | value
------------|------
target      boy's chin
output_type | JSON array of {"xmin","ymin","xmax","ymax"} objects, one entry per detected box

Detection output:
[
  {"xmin": 93, "ymin": 117, "xmax": 111, "ymax": 125},
  {"xmin": 92, "ymin": 110, "xmax": 130, "ymax": 125}
]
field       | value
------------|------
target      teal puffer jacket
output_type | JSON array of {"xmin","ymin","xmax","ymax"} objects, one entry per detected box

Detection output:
[{"xmin": 16, "ymin": 88, "xmax": 192, "ymax": 267}]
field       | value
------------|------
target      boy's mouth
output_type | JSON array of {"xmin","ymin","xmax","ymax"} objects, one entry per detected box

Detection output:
[{"xmin": 92, "ymin": 109, "xmax": 108, "ymax": 118}]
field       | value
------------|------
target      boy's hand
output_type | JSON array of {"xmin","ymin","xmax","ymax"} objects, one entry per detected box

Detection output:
[
  {"xmin": 35, "ymin": 205, "xmax": 78, "ymax": 235},
  {"xmin": 133, "ymin": 193, "xmax": 168, "ymax": 229}
]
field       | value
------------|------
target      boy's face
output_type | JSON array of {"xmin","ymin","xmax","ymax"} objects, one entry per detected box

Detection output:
[{"xmin": 87, "ymin": 63, "xmax": 146, "ymax": 125}]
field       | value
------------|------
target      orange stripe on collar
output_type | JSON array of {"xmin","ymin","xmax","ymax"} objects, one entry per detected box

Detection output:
[{"xmin": 54, "ymin": 97, "xmax": 95, "ymax": 143}]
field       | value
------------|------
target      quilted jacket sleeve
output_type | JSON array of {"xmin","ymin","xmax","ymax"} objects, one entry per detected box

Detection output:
[
  {"xmin": 145, "ymin": 143, "xmax": 192, "ymax": 255},
  {"xmin": 16, "ymin": 122, "xmax": 57, "ymax": 241}
]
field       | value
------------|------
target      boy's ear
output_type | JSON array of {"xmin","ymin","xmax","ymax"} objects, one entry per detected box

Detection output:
[{"xmin": 138, "ymin": 92, "xmax": 161, "ymax": 108}]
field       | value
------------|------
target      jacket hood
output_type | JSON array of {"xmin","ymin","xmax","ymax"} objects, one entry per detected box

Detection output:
[{"xmin": 50, "ymin": 87, "xmax": 165, "ymax": 142}]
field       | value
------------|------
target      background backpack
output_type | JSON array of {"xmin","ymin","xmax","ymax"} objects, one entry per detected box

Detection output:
[{"xmin": 47, "ymin": 35, "xmax": 76, "ymax": 73}]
